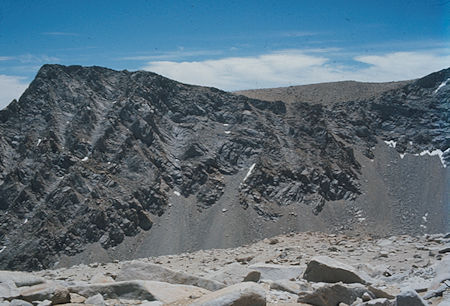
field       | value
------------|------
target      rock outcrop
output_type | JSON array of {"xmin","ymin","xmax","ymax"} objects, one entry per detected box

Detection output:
[{"xmin": 0, "ymin": 64, "xmax": 448, "ymax": 270}]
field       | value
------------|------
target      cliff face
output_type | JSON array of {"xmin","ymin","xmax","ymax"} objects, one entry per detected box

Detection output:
[{"xmin": 0, "ymin": 64, "xmax": 448, "ymax": 271}]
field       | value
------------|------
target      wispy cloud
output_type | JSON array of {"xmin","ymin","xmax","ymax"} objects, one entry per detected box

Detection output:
[
  {"xmin": 0, "ymin": 75, "xmax": 29, "ymax": 110},
  {"xmin": 15, "ymin": 54, "xmax": 60, "ymax": 64},
  {"xmin": 142, "ymin": 49, "xmax": 450, "ymax": 90},
  {"xmin": 121, "ymin": 49, "xmax": 224, "ymax": 61},
  {"xmin": 42, "ymin": 32, "xmax": 79, "ymax": 36},
  {"xmin": 0, "ymin": 54, "xmax": 59, "ymax": 64},
  {"xmin": 281, "ymin": 31, "xmax": 318, "ymax": 37}
]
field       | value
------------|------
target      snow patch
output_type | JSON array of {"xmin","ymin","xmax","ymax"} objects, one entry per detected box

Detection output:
[
  {"xmin": 36, "ymin": 138, "xmax": 42, "ymax": 146},
  {"xmin": 433, "ymin": 78, "xmax": 449, "ymax": 94},
  {"xmin": 0, "ymin": 246, "xmax": 5, "ymax": 253},
  {"xmin": 81, "ymin": 156, "xmax": 89, "ymax": 162},
  {"xmin": 358, "ymin": 217, "xmax": 366, "ymax": 222},
  {"xmin": 384, "ymin": 140, "xmax": 397, "ymax": 148},
  {"xmin": 420, "ymin": 224, "xmax": 427, "ymax": 229},
  {"xmin": 243, "ymin": 163, "xmax": 256, "ymax": 182},
  {"xmin": 23, "ymin": 218, "xmax": 28, "ymax": 224},
  {"xmin": 223, "ymin": 123, "xmax": 229, "ymax": 127},
  {"xmin": 399, "ymin": 153, "xmax": 406, "ymax": 159},
  {"xmin": 224, "ymin": 131, "xmax": 231, "ymax": 134},
  {"xmin": 414, "ymin": 148, "xmax": 449, "ymax": 168},
  {"xmin": 173, "ymin": 191, "xmax": 181, "ymax": 197},
  {"xmin": 422, "ymin": 213, "xmax": 428, "ymax": 223}
]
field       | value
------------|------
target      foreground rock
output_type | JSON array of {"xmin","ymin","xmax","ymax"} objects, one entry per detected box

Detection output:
[
  {"xmin": 207, "ymin": 263, "xmax": 261, "ymax": 285},
  {"xmin": 248, "ymin": 263, "xmax": 302, "ymax": 281},
  {"xmin": 116, "ymin": 262, "xmax": 225, "ymax": 291},
  {"xmin": 303, "ymin": 256, "xmax": 369, "ymax": 284},
  {"xmin": 0, "ymin": 272, "xmax": 45, "ymax": 287},
  {"xmin": 191, "ymin": 282, "xmax": 266, "ymax": 306},
  {"xmin": 298, "ymin": 282, "xmax": 375, "ymax": 306},
  {"xmin": 395, "ymin": 288, "xmax": 427, "ymax": 306},
  {"xmin": 69, "ymin": 280, "xmax": 210, "ymax": 304},
  {"xmin": 0, "ymin": 231, "xmax": 448, "ymax": 305}
]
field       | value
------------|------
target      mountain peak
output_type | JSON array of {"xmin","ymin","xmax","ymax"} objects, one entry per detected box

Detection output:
[{"xmin": 0, "ymin": 66, "xmax": 448, "ymax": 271}]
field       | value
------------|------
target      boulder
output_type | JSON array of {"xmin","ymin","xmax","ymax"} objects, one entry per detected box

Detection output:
[
  {"xmin": 269, "ymin": 279, "xmax": 310, "ymax": 294},
  {"xmin": 0, "ymin": 281, "xmax": 20, "ymax": 299},
  {"xmin": 303, "ymin": 256, "xmax": 368, "ymax": 284},
  {"xmin": 298, "ymin": 282, "xmax": 375, "ymax": 306},
  {"xmin": 0, "ymin": 271, "xmax": 45, "ymax": 287},
  {"xmin": 248, "ymin": 263, "xmax": 302, "ymax": 281},
  {"xmin": 395, "ymin": 288, "xmax": 427, "ymax": 306},
  {"xmin": 90, "ymin": 273, "xmax": 115, "ymax": 284},
  {"xmin": 116, "ymin": 262, "xmax": 225, "ymax": 291},
  {"xmin": 85, "ymin": 293, "xmax": 106, "ymax": 306},
  {"xmin": 34, "ymin": 299, "xmax": 51, "ymax": 306},
  {"xmin": 191, "ymin": 282, "xmax": 266, "ymax": 306},
  {"xmin": 207, "ymin": 263, "xmax": 260, "ymax": 285},
  {"xmin": 140, "ymin": 302, "xmax": 163, "ymax": 306},
  {"xmin": 367, "ymin": 285, "xmax": 396, "ymax": 299},
  {"xmin": 18, "ymin": 283, "xmax": 70, "ymax": 304},
  {"xmin": 9, "ymin": 300, "xmax": 33, "ymax": 306},
  {"xmin": 429, "ymin": 257, "xmax": 450, "ymax": 290},
  {"xmin": 355, "ymin": 298, "xmax": 395, "ymax": 306},
  {"xmin": 69, "ymin": 280, "xmax": 210, "ymax": 304}
]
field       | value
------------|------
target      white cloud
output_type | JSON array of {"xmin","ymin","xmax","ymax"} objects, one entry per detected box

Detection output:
[
  {"xmin": 142, "ymin": 50, "xmax": 450, "ymax": 90},
  {"xmin": 0, "ymin": 75, "xmax": 29, "ymax": 110}
]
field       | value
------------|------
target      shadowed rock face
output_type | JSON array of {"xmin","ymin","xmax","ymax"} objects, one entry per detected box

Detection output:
[{"xmin": 0, "ymin": 64, "xmax": 448, "ymax": 271}]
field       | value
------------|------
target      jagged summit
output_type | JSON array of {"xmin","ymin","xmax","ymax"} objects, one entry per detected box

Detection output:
[{"xmin": 0, "ymin": 65, "xmax": 448, "ymax": 271}]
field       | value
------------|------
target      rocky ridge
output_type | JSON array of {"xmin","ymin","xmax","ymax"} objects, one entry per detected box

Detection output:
[
  {"xmin": 235, "ymin": 80, "xmax": 412, "ymax": 106},
  {"xmin": 0, "ymin": 231, "xmax": 449, "ymax": 305},
  {"xmin": 0, "ymin": 65, "xmax": 449, "ymax": 270}
]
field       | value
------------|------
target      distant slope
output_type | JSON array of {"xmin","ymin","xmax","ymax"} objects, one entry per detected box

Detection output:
[{"xmin": 235, "ymin": 80, "xmax": 412, "ymax": 105}]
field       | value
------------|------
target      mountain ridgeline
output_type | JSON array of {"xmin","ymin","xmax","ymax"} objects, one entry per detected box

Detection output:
[{"xmin": 0, "ymin": 64, "xmax": 449, "ymax": 271}]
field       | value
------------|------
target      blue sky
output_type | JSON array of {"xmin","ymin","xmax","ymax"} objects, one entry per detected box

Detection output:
[{"xmin": 0, "ymin": 0, "xmax": 449, "ymax": 108}]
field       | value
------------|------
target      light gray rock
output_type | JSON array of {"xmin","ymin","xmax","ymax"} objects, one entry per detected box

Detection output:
[
  {"xmin": 354, "ymin": 298, "xmax": 395, "ymax": 306},
  {"xmin": 438, "ymin": 290, "xmax": 450, "ymax": 306},
  {"xmin": 207, "ymin": 263, "xmax": 260, "ymax": 285},
  {"xmin": 69, "ymin": 280, "xmax": 210, "ymax": 304},
  {"xmin": 430, "ymin": 257, "xmax": 450, "ymax": 290},
  {"xmin": 248, "ymin": 263, "xmax": 302, "ymax": 281},
  {"xmin": 0, "ymin": 281, "xmax": 19, "ymax": 299},
  {"xmin": 9, "ymin": 300, "xmax": 32, "ymax": 306},
  {"xmin": 33, "ymin": 300, "xmax": 51, "ymax": 306},
  {"xmin": 396, "ymin": 288, "xmax": 427, "ymax": 306},
  {"xmin": 117, "ymin": 262, "xmax": 225, "ymax": 291},
  {"xmin": 140, "ymin": 302, "xmax": 163, "ymax": 306},
  {"xmin": 423, "ymin": 283, "xmax": 448, "ymax": 299},
  {"xmin": 367, "ymin": 285, "xmax": 396, "ymax": 299},
  {"xmin": 0, "ymin": 271, "xmax": 45, "ymax": 287},
  {"xmin": 18, "ymin": 284, "xmax": 70, "ymax": 304},
  {"xmin": 298, "ymin": 282, "xmax": 375, "ymax": 306},
  {"xmin": 191, "ymin": 282, "xmax": 266, "ymax": 306},
  {"xmin": 90, "ymin": 273, "xmax": 114, "ymax": 284},
  {"xmin": 85, "ymin": 293, "xmax": 106, "ymax": 306},
  {"xmin": 303, "ymin": 256, "xmax": 369, "ymax": 284},
  {"xmin": 269, "ymin": 279, "xmax": 310, "ymax": 294},
  {"xmin": 438, "ymin": 245, "xmax": 450, "ymax": 254}
]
